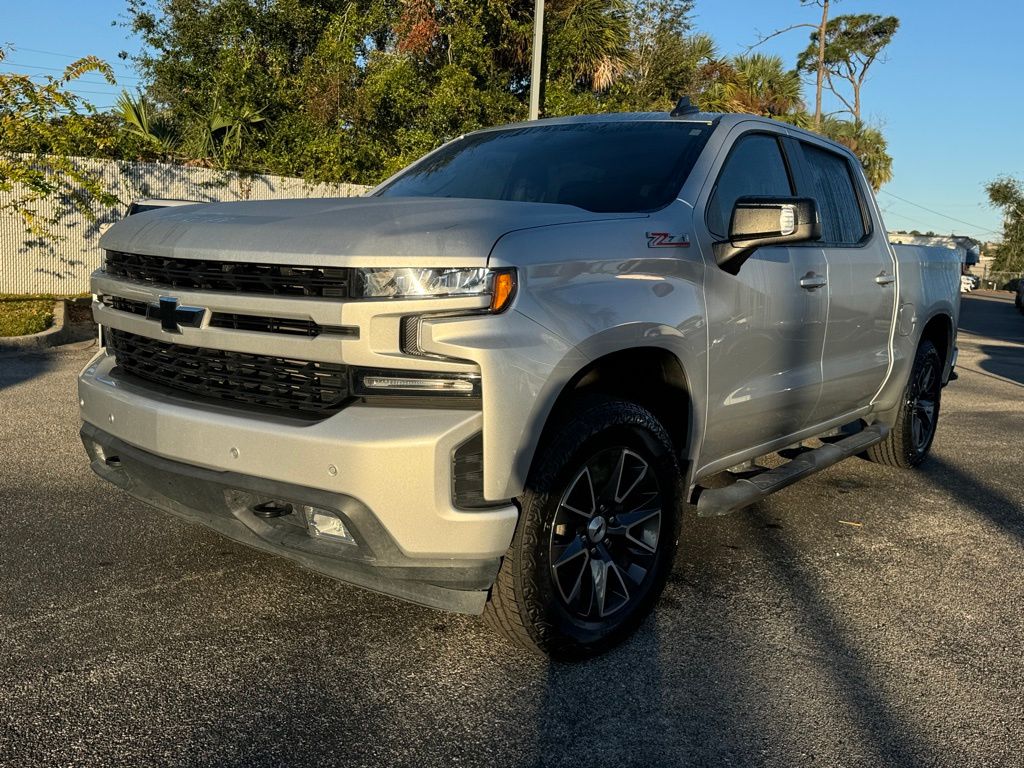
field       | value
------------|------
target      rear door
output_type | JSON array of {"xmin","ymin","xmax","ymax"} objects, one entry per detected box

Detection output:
[
  {"xmin": 696, "ymin": 129, "xmax": 829, "ymax": 468},
  {"xmin": 792, "ymin": 139, "xmax": 897, "ymax": 422}
]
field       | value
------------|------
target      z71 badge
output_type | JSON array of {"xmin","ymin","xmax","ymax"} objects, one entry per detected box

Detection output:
[{"xmin": 646, "ymin": 232, "xmax": 690, "ymax": 248}]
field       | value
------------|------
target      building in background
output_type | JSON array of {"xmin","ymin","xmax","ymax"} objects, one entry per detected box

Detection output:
[{"xmin": 888, "ymin": 231, "xmax": 982, "ymax": 269}]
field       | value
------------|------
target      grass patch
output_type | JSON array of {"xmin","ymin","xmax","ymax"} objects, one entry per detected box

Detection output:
[
  {"xmin": 0, "ymin": 293, "xmax": 89, "ymax": 301},
  {"xmin": 0, "ymin": 299, "xmax": 55, "ymax": 337}
]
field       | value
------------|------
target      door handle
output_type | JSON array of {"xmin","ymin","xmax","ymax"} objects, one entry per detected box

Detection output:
[
  {"xmin": 875, "ymin": 270, "xmax": 896, "ymax": 286},
  {"xmin": 799, "ymin": 273, "xmax": 827, "ymax": 290}
]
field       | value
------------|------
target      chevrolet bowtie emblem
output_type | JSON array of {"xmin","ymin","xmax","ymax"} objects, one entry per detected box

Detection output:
[{"xmin": 146, "ymin": 296, "xmax": 205, "ymax": 333}]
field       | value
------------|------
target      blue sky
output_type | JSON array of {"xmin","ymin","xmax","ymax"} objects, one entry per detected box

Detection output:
[{"xmin": 2, "ymin": 0, "xmax": 1018, "ymax": 240}]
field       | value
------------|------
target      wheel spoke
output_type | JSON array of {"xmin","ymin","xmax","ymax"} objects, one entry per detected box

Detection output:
[
  {"xmin": 913, "ymin": 396, "xmax": 937, "ymax": 448},
  {"xmin": 608, "ymin": 504, "xmax": 661, "ymax": 553},
  {"xmin": 561, "ymin": 466, "xmax": 596, "ymax": 518},
  {"xmin": 552, "ymin": 535, "xmax": 590, "ymax": 605},
  {"xmin": 552, "ymin": 534, "xmax": 586, "ymax": 570},
  {"xmin": 591, "ymin": 543, "xmax": 630, "ymax": 617},
  {"xmin": 590, "ymin": 556, "xmax": 609, "ymax": 617},
  {"xmin": 918, "ymin": 398, "xmax": 936, "ymax": 421},
  {"xmin": 623, "ymin": 561, "xmax": 648, "ymax": 586},
  {"xmin": 613, "ymin": 449, "xmax": 648, "ymax": 505}
]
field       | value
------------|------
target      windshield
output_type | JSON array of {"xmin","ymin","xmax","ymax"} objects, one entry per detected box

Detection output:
[{"xmin": 376, "ymin": 121, "xmax": 714, "ymax": 213}]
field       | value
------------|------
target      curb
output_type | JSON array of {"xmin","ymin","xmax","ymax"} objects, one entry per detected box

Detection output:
[{"xmin": 0, "ymin": 300, "xmax": 97, "ymax": 353}]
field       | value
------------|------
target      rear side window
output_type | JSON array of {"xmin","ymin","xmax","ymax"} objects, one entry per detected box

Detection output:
[
  {"xmin": 707, "ymin": 134, "xmax": 793, "ymax": 236},
  {"xmin": 800, "ymin": 143, "xmax": 867, "ymax": 245}
]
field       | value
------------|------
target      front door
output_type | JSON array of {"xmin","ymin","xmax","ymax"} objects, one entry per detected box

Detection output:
[{"xmin": 696, "ymin": 130, "xmax": 829, "ymax": 468}]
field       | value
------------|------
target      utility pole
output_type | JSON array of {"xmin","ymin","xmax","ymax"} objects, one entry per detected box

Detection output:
[{"xmin": 528, "ymin": 0, "xmax": 545, "ymax": 120}]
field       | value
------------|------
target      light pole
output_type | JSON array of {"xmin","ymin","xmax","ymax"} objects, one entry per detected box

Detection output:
[{"xmin": 528, "ymin": 0, "xmax": 545, "ymax": 120}]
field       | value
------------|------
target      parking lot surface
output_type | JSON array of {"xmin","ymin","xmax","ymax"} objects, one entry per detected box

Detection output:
[{"xmin": 1, "ymin": 292, "xmax": 1022, "ymax": 767}]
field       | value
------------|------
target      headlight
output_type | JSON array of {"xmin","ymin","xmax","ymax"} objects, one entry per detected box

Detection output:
[
  {"xmin": 357, "ymin": 267, "xmax": 489, "ymax": 298},
  {"xmin": 356, "ymin": 267, "xmax": 516, "ymax": 311}
]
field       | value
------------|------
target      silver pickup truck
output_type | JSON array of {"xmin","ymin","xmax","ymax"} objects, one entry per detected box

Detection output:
[{"xmin": 79, "ymin": 107, "xmax": 960, "ymax": 658}]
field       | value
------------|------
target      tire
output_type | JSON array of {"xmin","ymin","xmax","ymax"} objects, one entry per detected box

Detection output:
[
  {"xmin": 866, "ymin": 339, "xmax": 943, "ymax": 468},
  {"xmin": 484, "ymin": 397, "xmax": 682, "ymax": 659}
]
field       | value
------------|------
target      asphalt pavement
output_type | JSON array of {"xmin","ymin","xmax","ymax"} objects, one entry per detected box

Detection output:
[{"xmin": 1, "ymin": 292, "xmax": 1021, "ymax": 767}]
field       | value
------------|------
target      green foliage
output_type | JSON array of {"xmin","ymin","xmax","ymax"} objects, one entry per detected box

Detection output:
[
  {"xmin": 798, "ymin": 13, "xmax": 899, "ymax": 120},
  {"xmin": 701, "ymin": 54, "xmax": 804, "ymax": 118},
  {"xmin": 985, "ymin": 177, "xmax": 1024, "ymax": 272},
  {"xmin": 116, "ymin": 90, "xmax": 178, "ymax": 158},
  {"xmin": 0, "ymin": 299, "xmax": 53, "ymax": 337},
  {"xmin": 1, "ymin": 0, "xmax": 900, "ymax": 207},
  {"xmin": 0, "ymin": 48, "xmax": 120, "ymax": 239},
  {"xmin": 819, "ymin": 118, "xmax": 893, "ymax": 191}
]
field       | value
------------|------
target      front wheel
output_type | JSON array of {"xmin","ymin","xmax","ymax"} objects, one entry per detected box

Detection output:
[
  {"xmin": 484, "ymin": 398, "xmax": 681, "ymax": 659},
  {"xmin": 866, "ymin": 339, "xmax": 943, "ymax": 468}
]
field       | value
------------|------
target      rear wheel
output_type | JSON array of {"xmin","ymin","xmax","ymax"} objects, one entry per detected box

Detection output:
[
  {"xmin": 484, "ymin": 398, "xmax": 681, "ymax": 658},
  {"xmin": 866, "ymin": 339, "xmax": 943, "ymax": 468}
]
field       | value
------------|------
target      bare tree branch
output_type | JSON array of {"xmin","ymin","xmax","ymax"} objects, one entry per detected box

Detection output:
[
  {"xmin": 745, "ymin": 23, "xmax": 818, "ymax": 52},
  {"xmin": 823, "ymin": 71, "xmax": 855, "ymax": 114}
]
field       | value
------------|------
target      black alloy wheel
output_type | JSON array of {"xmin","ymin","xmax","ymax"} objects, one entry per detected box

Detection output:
[
  {"xmin": 549, "ymin": 446, "xmax": 663, "ymax": 621},
  {"xmin": 907, "ymin": 350, "xmax": 941, "ymax": 457},
  {"xmin": 865, "ymin": 338, "xmax": 943, "ymax": 468},
  {"xmin": 484, "ymin": 397, "xmax": 681, "ymax": 658}
]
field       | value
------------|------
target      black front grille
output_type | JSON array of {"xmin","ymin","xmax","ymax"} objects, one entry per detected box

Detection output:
[
  {"xmin": 101, "ymin": 296, "xmax": 355, "ymax": 338},
  {"xmin": 106, "ymin": 329, "xmax": 351, "ymax": 418},
  {"xmin": 107, "ymin": 296, "xmax": 149, "ymax": 317},
  {"xmin": 104, "ymin": 251, "xmax": 352, "ymax": 298}
]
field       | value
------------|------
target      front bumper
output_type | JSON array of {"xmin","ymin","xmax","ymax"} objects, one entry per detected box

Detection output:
[{"xmin": 79, "ymin": 351, "xmax": 519, "ymax": 613}]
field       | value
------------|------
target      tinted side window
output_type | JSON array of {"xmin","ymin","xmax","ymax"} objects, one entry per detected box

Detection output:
[
  {"xmin": 801, "ymin": 143, "xmax": 867, "ymax": 245},
  {"xmin": 707, "ymin": 134, "xmax": 792, "ymax": 236}
]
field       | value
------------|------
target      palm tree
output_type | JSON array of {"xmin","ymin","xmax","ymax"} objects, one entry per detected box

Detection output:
[
  {"xmin": 701, "ymin": 53, "xmax": 804, "ymax": 118},
  {"xmin": 116, "ymin": 90, "xmax": 178, "ymax": 158},
  {"xmin": 820, "ymin": 118, "xmax": 893, "ymax": 191},
  {"xmin": 549, "ymin": 0, "xmax": 632, "ymax": 91},
  {"xmin": 203, "ymin": 101, "xmax": 267, "ymax": 169}
]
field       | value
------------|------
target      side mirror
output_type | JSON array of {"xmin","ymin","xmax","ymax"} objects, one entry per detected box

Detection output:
[{"xmin": 713, "ymin": 196, "xmax": 822, "ymax": 274}]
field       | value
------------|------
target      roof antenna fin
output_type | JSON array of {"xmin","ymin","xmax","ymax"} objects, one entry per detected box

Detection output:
[{"xmin": 670, "ymin": 96, "xmax": 699, "ymax": 117}]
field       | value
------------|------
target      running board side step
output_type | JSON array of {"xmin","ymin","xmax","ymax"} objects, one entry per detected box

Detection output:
[{"xmin": 695, "ymin": 424, "xmax": 890, "ymax": 517}]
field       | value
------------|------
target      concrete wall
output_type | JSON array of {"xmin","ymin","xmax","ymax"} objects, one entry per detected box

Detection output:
[{"xmin": 0, "ymin": 157, "xmax": 368, "ymax": 295}]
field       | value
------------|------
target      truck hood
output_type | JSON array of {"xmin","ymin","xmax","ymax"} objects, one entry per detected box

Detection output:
[{"xmin": 99, "ymin": 196, "xmax": 642, "ymax": 266}]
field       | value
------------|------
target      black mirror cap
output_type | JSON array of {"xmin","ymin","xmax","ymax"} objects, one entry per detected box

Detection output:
[{"xmin": 714, "ymin": 196, "xmax": 822, "ymax": 274}]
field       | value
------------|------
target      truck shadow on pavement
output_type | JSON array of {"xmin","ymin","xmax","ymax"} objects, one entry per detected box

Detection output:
[
  {"xmin": 975, "ymin": 344, "xmax": 1024, "ymax": 386},
  {"xmin": 921, "ymin": 455, "xmax": 1023, "ymax": 544},
  {"xmin": 957, "ymin": 294, "xmax": 1024, "ymax": 345},
  {"xmin": 0, "ymin": 350, "xmax": 54, "ymax": 395},
  {"xmin": 521, "ymin": 505, "xmax": 939, "ymax": 767}
]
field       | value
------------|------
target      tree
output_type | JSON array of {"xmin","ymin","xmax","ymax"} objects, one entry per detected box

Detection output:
[
  {"xmin": 985, "ymin": 177, "xmax": 1024, "ymax": 272},
  {"xmin": 749, "ymin": 0, "xmax": 832, "ymax": 129},
  {"xmin": 610, "ymin": 2, "xmax": 718, "ymax": 112},
  {"xmin": 0, "ymin": 48, "xmax": 119, "ymax": 239},
  {"xmin": 798, "ymin": 13, "xmax": 899, "ymax": 123},
  {"xmin": 701, "ymin": 54, "xmax": 804, "ymax": 119},
  {"xmin": 819, "ymin": 117, "xmax": 892, "ymax": 191},
  {"xmin": 116, "ymin": 90, "xmax": 178, "ymax": 159}
]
